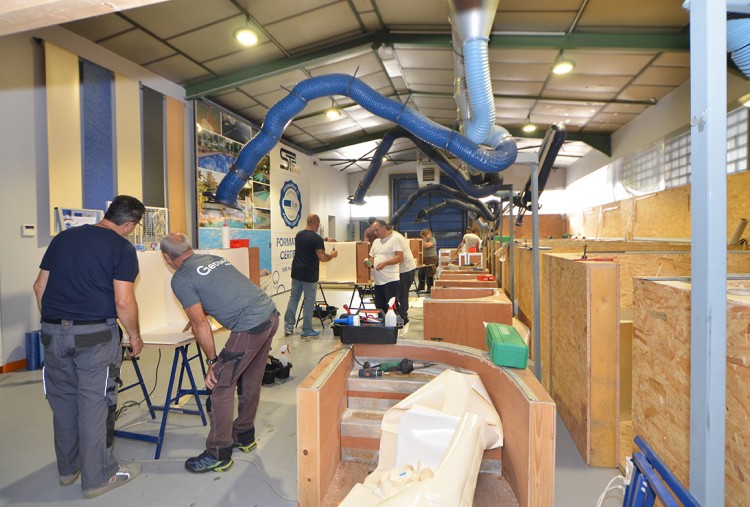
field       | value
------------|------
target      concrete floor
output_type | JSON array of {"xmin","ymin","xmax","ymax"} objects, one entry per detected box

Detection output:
[{"xmin": 0, "ymin": 287, "xmax": 621, "ymax": 506}]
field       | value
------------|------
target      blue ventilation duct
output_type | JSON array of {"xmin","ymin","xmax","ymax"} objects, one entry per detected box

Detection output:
[
  {"xmin": 728, "ymin": 14, "xmax": 750, "ymax": 78},
  {"xmin": 349, "ymin": 127, "xmax": 511, "ymax": 206},
  {"xmin": 390, "ymin": 183, "xmax": 503, "ymax": 224},
  {"xmin": 213, "ymin": 74, "xmax": 517, "ymax": 207}
]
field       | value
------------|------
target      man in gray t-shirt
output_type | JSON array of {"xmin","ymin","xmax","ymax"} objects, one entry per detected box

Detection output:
[{"xmin": 160, "ymin": 233, "xmax": 278, "ymax": 474}]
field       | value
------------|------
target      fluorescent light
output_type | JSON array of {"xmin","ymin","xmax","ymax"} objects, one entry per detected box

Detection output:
[
  {"xmin": 234, "ymin": 28, "xmax": 258, "ymax": 47},
  {"xmin": 552, "ymin": 59, "xmax": 575, "ymax": 75}
]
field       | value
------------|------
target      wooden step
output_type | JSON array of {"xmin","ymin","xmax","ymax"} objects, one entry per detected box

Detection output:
[
  {"xmin": 340, "ymin": 399, "xmax": 502, "ymax": 474},
  {"xmin": 341, "ymin": 408, "xmax": 384, "ymax": 439}
]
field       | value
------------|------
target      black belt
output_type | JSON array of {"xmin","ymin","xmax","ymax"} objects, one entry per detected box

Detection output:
[{"xmin": 42, "ymin": 318, "xmax": 108, "ymax": 325}]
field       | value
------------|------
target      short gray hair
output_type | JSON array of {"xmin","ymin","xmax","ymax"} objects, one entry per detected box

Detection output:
[{"xmin": 160, "ymin": 233, "xmax": 193, "ymax": 259}]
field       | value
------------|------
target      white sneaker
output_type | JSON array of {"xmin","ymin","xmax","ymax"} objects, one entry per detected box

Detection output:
[
  {"xmin": 399, "ymin": 323, "xmax": 410, "ymax": 337},
  {"xmin": 83, "ymin": 464, "xmax": 141, "ymax": 499}
]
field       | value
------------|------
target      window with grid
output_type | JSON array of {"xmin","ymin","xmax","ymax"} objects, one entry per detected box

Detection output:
[
  {"xmin": 620, "ymin": 145, "xmax": 663, "ymax": 194},
  {"xmin": 664, "ymin": 131, "xmax": 691, "ymax": 188},
  {"xmin": 727, "ymin": 106, "xmax": 748, "ymax": 174}
]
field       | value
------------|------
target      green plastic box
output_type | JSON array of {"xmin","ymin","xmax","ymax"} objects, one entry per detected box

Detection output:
[{"xmin": 485, "ymin": 323, "xmax": 528, "ymax": 369}]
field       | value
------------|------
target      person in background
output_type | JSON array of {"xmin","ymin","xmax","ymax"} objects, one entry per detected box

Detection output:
[
  {"xmin": 393, "ymin": 229, "xmax": 417, "ymax": 334},
  {"xmin": 33, "ymin": 195, "xmax": 145, "ymax": 499},
  {"xmin": 160, "ymin": 233, "xmax": 278, "ymax": 473},
  {"xmin": 457, "ymin": 227, "xmax": 482, "ymax": 253},
  {"xmin": 363, "ymin": 216, "xmax": 379, "ymax": 243},
  {"xmin": 367, "ymin": 220, "xmax": 402, "ymax": 315},
  {"xmin": 284, "ymin": 214, "xmax": 338, "ymax": 338},
  {"xmin": 417, "ymin": 228, "xmax": 437, "ymax": 294}
]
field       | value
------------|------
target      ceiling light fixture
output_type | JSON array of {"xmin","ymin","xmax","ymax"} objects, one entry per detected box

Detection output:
[
  {"xmin": 552, "ymin": 55, "xmax": 575, "ymax": 75},
  {"xmin": 234, "ymin": 16, "xmax": 258, "ymax": 47},
  {"xmin": 325, "ymin": 99, "xmax": 342, "ymax": 120},
  {"xmin": 522, "ymin": 116, "xmax": 537, "ymax": 133}
]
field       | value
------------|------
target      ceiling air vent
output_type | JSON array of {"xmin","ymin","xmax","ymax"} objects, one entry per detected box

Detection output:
[{"xmin": 416, "ymin": 160, "xmax": 440, "ymax": 187}]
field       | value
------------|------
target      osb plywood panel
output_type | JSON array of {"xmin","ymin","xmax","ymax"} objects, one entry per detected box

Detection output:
[
  {"xmin": 546, "ymin": 256, "xmax": 589, "ymax": 458},
  {"xmin": 599, "ymin": 200, "xmax": 634, "ymax": 240},
  {"xmin": 633, "ymin": 187, "xmax": 691, "ymax": 240},
  {"xmin": 632, "ymin": 279, "xmax": 693, "ymax": 489},
  {"xmin": 499, "ymin": 215, "xmax": 566, "ymax": 239},
  {"xmin": 616, "ymin": 253, "xmax": 691, "ymax": 309},
  {"xmin": 514, "ymin": 243, "xmax": 696, "ymax": 335},
  {"xmin": 632, "ymin": 278, "xmax": 750, "ymax": 506},
  {"xmin": 726, "ymin": 292, "xmax": 750, "ymax": 505},
  {"xmin": 726, "ymin": 171, "xmax": 750, "ymax": 242},
  {"xmin": 545, "ymin": 255, "xmax": 618, "ymax": 466}
]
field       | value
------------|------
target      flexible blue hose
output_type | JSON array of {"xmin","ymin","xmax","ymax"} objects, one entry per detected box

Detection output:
[
  {"xmin": 349, "ymin": 127, "xmax": 509, "ymax": 205},
  {"xmin": 462, "ymin": 38, "xmax": 494, "ymax": 144},
  {"xmin": 216, "ymin": 74, "xmax": 517, "ymax": 206}
]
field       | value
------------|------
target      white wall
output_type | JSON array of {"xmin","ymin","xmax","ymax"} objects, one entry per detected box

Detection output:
[
  {"xmin": 310, "ymin": 158, "xmax": 351, "ymax": 241},
  {"xmin": 0, "ymin": 27, "xmax": 191, "ymax": 366},
  {"xmin": 0, "ymin": 33, "xmax": 46, "ymax": 365}
]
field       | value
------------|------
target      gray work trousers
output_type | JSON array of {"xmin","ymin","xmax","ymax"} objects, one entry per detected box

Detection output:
[
  {"xmin": 205, "ymin": 312, "xmax": 279, "ymax": 459},
  {"xmin": 41, "ymin": 319, "xmax": 121, "ymax": 491}
]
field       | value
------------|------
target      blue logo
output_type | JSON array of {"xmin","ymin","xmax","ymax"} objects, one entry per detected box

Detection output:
[{"xmin": 279, "ymin": 180, "xmax": 302, "ymax": 229}]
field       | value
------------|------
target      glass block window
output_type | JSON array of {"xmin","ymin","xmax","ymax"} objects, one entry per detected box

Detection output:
[
  {"xmin": 664, "ymin": 131, "xmax": 691, "ymax": 188},
  {"xmin": 727, "ymin": 106, "xmax": 748, "ymax": 174},
  {"xmin": 620, "ymin": 145, "xmax": 664, "ymax": 194}
]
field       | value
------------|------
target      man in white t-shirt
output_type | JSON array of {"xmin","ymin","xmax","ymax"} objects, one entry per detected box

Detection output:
[
  {"xmin": 457, "ymin": 227, "xmax": 481, "ymax": 253},
  {"xmin": 393, "ymin": 230, "xmax": 417, "ymax": 329},
  {"xmin": 367, "ymin": 220, "xmax": 402, "ymax": 316}
]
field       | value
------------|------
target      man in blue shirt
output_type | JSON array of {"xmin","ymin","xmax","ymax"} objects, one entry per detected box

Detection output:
[{"xmin": 33, "ymin": 195, "xmax": 145, "ymax": 499}]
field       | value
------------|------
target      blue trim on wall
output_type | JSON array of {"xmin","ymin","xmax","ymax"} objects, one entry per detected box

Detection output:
[{"xmin": 81, "ymin": 60, "xmax": 114, "ymax": 211}]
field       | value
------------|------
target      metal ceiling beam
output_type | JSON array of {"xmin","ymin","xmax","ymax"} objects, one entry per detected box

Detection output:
[
  {"xmin": 186, "ymin": 30, "xmax": 689, "ymax": 99},
  {"xmin": 310, "ymin": 127, "xmax": 611, "ymax": 157}
]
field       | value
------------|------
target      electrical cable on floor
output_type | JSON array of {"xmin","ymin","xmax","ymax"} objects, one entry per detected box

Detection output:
[
  {"xmin": 116, "ymin": 350, "xmax": 162, "ymax": 420},
  {"xmin": 117, "ymin": 454, "xmax": 297, "ymax": 504}
]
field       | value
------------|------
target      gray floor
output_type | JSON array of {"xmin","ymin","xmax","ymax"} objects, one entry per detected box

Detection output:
[{"xmin": 0, "ymin": 287, "xmax": 622, "ymax": 506}]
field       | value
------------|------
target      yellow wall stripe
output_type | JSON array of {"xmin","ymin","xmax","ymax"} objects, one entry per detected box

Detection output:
[
  {"xmin": 166, "ymin": 97, "xmax": 186, "ymax": 234},
  {"xmin": 115, "ymin": 72, "xmax": 143, "ymax": 200},
  {"xmin": 45, "ymin": 43, "xmax": 82, "ymax": 234}
]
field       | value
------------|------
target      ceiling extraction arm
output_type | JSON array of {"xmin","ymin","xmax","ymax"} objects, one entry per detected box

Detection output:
[
  {"xmin": 212, "ymin": 74, "xmax": 517, "ymax": 208},
  {"xmin": 390, "ymin": 183, "xmax": 505, "ymax": 224},
  {"xmin": 449, "ymin": 0, "xmax": 511, "ymax": 150},
  {"xmin": 349, "ymin": 126, "xmax": 510, "ymax": 206}
]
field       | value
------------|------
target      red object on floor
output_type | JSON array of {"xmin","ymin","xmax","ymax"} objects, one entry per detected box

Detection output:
[{"xmin": 477, "ymin": 275, "xmax": 495, "ymax": 281}]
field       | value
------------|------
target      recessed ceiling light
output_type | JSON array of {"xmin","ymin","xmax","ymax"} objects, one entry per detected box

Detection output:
[
  {"xmin": 325, "ymin": 108, "xmax": 343, "ymax": 120},
  {"xmin": 552, "ymin": 59, "xmax": 575, "ymax": 75},
  {"xmin": 522, "ymin": 123, "xmax": 537, "ymax": 133},
  {"xmin": 234, "ymin": 27, "xmax": 258, "ymax": 47}
]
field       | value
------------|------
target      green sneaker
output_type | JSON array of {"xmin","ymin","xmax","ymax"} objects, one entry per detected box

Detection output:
[
  {"xmin": 184, "ymin": 450, "xmax": 233, "ymax": 473},
  {"xmin": 83, "ymin": 464, "xmax": 140, "ymax": 499},
  {"xmin": 234, "ymin": 440, "xmax": 257, "ymax": 453}
]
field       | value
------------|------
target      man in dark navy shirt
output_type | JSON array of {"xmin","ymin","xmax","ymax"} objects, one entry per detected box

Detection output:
[
  {"xmin": 283, "ymin": 214, "xmax": 338, "ymax": 337},
  {"xmin": 33, "ymin": 195, "xmax": 145, "ymax": 499}
]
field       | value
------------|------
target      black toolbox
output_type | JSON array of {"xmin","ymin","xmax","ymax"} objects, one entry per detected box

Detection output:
[{"xmin": 335, "ymin": 310, "xmax": 402, "ymax": 344}]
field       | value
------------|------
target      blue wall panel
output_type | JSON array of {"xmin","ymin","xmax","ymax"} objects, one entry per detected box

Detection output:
[
  {"xmin": 142, "ymin": 86, "xmax": 165, "ymax": 207},
  {"xmin": 81, "ymin": 60, "xmax": 114, "ymax": 211}
]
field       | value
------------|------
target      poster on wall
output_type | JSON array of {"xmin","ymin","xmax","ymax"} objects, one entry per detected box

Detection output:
[
  {"xmin": 270, "ymin": 146, "xmax": 310, "ymax": 295},
  {"xmin": 195, "ymin": 101, "xmax": 274, "ymax": 294}
]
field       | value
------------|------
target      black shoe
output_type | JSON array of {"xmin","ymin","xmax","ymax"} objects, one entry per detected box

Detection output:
[{"xmin": 185, "ymin": 450, "xmax": 233, "ymax": 473}]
